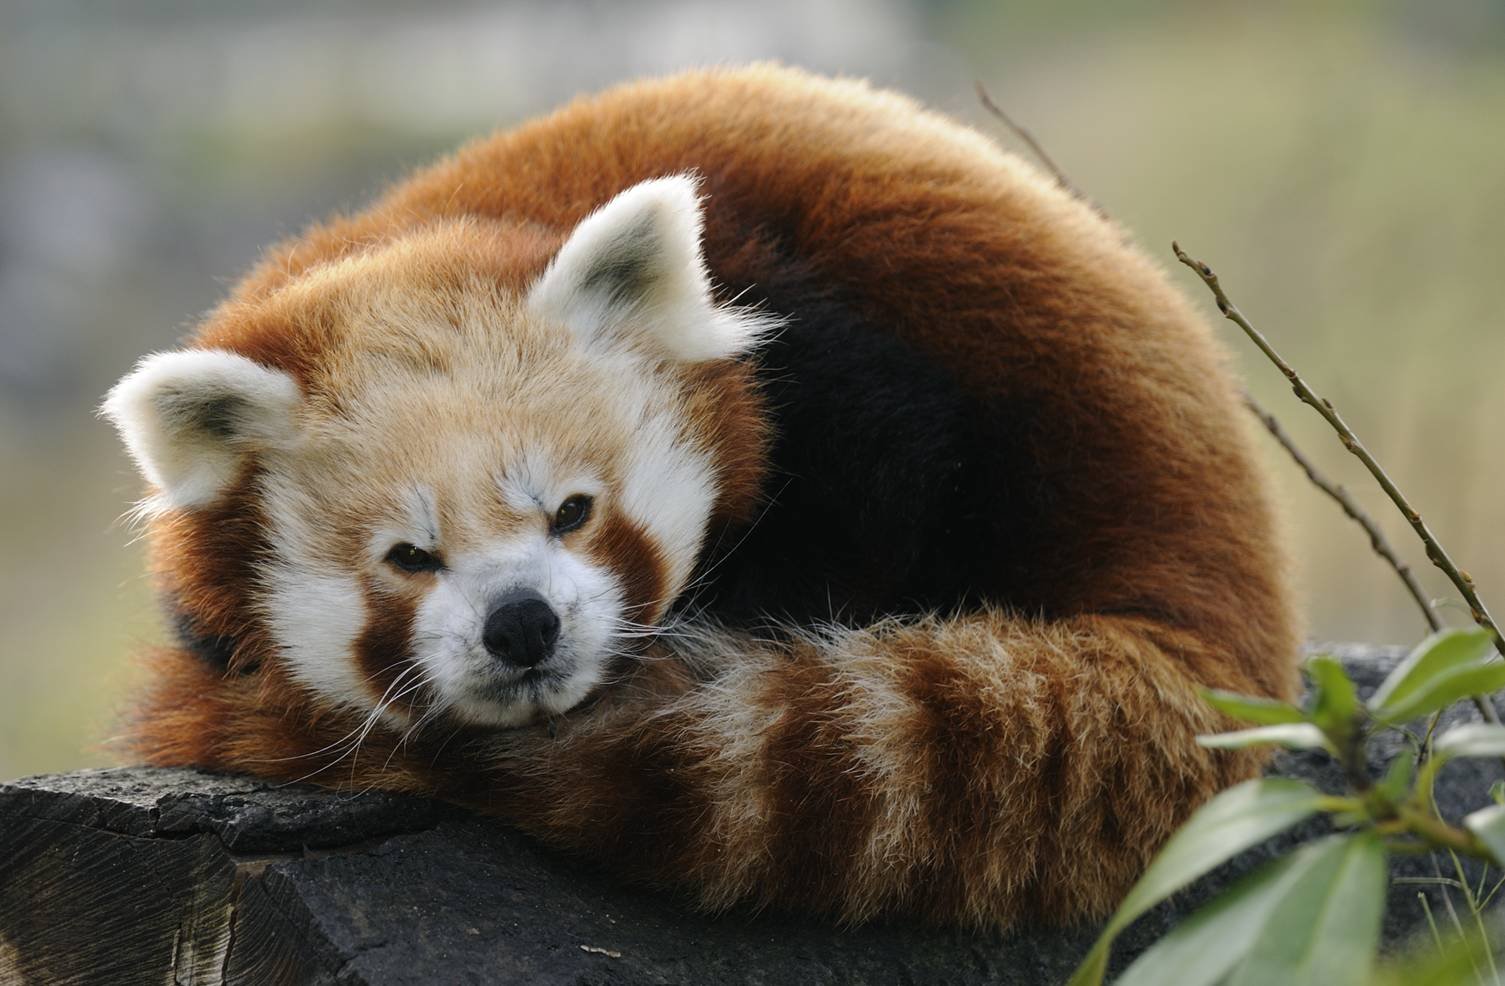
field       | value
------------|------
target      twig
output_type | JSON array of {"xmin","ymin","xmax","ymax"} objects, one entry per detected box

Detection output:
[
  {"xmin": 973, "ymin": 90, "xmax": 1499, "ymax": 699},
  {"xmin": 1173, "ymin": 242, "xmax": 1505, "ymax": 666},
  {"xmin": 972, "ymin": 87, "xmax": 1448, "ymax": 647},
  {"xmin": 1447, "ymin": 847, "xmax": 1504, "ymax": 984},
  {"xmin": 1183, "ymin": 244, "xmax": 1503, "ymax": 743},
  {"xmin": 1418, "ymin": 891, "xmax": 1446, "ymax": 955},
  {"xmin": 1239, "ymin": 331, "xmax": 1494, "ymax": 757},
  {"xmin": 1243, "ymin": 392, "xmax": 1440, "ymax": 633},
  {"xmin": 974, "ymin": 82, "xmax": 1106, "ymax": 219}
]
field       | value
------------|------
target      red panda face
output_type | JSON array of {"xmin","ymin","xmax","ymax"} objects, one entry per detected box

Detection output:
[
  {"xmin": 104, "ymin": 176, "xmax": 776, "ymax": 729},
  {"xmin": 248, "ymin": 296, "xmax": 731, "ymax": 728}
]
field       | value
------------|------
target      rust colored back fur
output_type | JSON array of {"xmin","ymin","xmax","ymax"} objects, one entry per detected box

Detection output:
[{"xmin": 126, "ymin": 64, "xmax": 1299, "ymax": 927}]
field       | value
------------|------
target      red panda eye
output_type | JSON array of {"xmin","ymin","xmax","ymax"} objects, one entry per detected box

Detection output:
[
  {"xmin": 385, "ymin": 542, "xmax": 442, "ymax": 573},
  {"xmin": 552, "ymin": 494, "xmax": 593, "ymax": 535}
]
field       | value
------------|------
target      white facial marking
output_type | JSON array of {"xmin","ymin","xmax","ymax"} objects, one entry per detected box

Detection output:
[
  {"xmin": 410, "ymin": 531, "xmax": 623, "ymax": 728},
  {"xmin": 498, "ymin": 449, "xmax": 603, "ymax": 520},
  {"xmin": 621, "ymin": 408, "xmax": 715, "ymax": 595},
  {"xmin": 261, "ymin": 566, "xmax": 371, "ymax": 711},
  {"xmin": 368, "ymin": 485, "xmax": 442, "ymax": 563},
  {"xmin": 257, "ymin": 471, "xmax": 375, "ymax": 712}
]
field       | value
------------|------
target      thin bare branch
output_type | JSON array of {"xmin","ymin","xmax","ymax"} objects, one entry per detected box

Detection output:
[
  {"xmin": 975, "ymin": 89, "xmax": 1443, "ymax": 645},
  {"xmin": 974, "ymin": 82, "xmax": 1106, "ymax": 219},
  {"xmin": 967, "ymin": 90, "xmax": 1495, "ymax": 681},
  {"xmin": 1174, "ymin": 242, "xmax": 1504, "ymax": 664},
  {"xmin": 1243, "ymin": 392, "xmax": 1440, "ymax": 632}
]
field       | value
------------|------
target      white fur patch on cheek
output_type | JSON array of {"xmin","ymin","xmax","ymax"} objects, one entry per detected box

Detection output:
[
  {"xmin": 541, "ymin": 545, "xmax": 624, "ymax": 714},
  {"xmin": 257, "ymin": 472, "xmax": 374, "ymax": 712},
  {"xmin": 621, "ymin": 409, "xmax": 716, "ymax": 600},
  {"xmin": 260, "ymin": 567, "xmax": 370, "ymax": 710},
  {"xmin": 411, "ymin": 579, "xmax": 482, "ymax": 701}
]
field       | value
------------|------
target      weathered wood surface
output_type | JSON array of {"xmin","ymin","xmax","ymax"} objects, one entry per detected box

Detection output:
[{"xmin": 1, "ymin": 645, "xmax": 1499, "ymax": 985}]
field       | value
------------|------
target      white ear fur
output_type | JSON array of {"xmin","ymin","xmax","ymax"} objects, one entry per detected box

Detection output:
[
  {"xmin": 525, "ymin": 175, "xmax": 775, "ymax": 362},
  {"xmin": 101, "ymin": 349, "xmax": 300, "ymax": 509}
]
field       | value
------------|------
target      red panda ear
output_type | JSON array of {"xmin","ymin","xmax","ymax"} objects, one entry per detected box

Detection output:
[
  {"xmin": 525, "ymin": 175, "xmax": 777, "ymax": 362},
  {"xmin": 100, "ymin": 349, "xmax": 300, "ymax": 510}
]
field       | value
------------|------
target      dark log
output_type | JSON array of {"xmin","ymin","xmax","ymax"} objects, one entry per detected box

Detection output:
[{"xmin": 1, "ymin": 645, "xmax": 1498, "ymax": 985}]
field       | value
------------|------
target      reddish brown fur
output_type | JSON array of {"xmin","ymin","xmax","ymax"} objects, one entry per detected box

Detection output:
[
  {"xmin": 354, "ymin": 577, "xmax": 421, "ymax": 711},
  {"xmin": 148, "ymin": 467, "xmax": 274, "ymax": 674},
  {"xmin": 123, "ymin": 65, "xmax": 1300, "ymax": 927},
  {"xmin": 589, "ymin": 513, "xmax": 670, "ymax": 621}
]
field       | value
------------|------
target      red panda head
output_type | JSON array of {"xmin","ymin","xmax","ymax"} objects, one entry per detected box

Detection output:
[{"xmin": 103, "ymin": 176, "xmax": 774, "ymax": 729}]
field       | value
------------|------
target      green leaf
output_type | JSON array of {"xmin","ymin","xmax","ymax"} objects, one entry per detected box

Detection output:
[
  {"xmin": 1373, "ymin": 663, "xmax": 1505, "ymax": 726},
  {"xmin": 1377, "ymin": 754, "xmax": 1416, "ymax": 804},
  {"xmin": 1202, "ymin": 688, "xmax": 1308, "ymax": 727},
  {"xmin": 1120, "ymin": 836, "xmax": 1388, "ymax": 986},
  {"xmin": 1369, "ymin": 629, "xmax": 1496, "ymax": 722},
  {"xmin": 1114, "ymin": 852, "xmax": 1303, "ymax": 986},
  {"xmin": 1066, "ymin": 778, "xmax": 1325, "ymax": 986},
  {"xmin": 1492, "ymin": 780, "xmax": 1505, "ymax": 805},
  {"xmin": 1225, "ymin": 834, "xmax": 1388, "ymax": 986},
  {"xmin": 1071, "ymin": 944, "xmax": 1111, "ymax": 986},
  {"xmin": 1307, "ymin": 656, "xmax": 1360, "ymax": 738},
  {"xmin": 1463, "ymin": 804, "xmax": 1505, "ymax": 866},
  {"xmin": 1197, "ymin": 723, "xmax": 1332, "ymax": 752},
  {"xmin": 1433, "ymin": 722, "xmax": 1505, "ymax": 760}
]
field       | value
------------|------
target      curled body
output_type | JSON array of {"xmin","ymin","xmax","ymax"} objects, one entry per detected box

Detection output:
[{"xmin": 104, "ymin": 64, "xmax": 1300, "ymax": 926}]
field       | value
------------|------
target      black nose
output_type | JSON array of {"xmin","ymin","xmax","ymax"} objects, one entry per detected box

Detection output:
[{"xmin": 482, "ymin": 590, "xmax": 560, "ymax": 667}]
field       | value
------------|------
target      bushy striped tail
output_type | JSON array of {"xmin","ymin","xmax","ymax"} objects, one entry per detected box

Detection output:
[{"xmin": 456, "ymin": 610, "xmax": 1270, "ymax": 926}]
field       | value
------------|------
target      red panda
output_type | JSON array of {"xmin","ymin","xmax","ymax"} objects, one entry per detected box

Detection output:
[{"xmin": 101, "ymin": 64, "xmax": 1299, "ymax": 927}]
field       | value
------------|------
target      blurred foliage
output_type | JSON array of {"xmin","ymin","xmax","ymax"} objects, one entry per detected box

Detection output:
[
  {"xmin": 1074, "ymin": 630, "xmax": 1505, "ymax": 985},
  {"xmin": 1, "ymin": 0, "xmax": 1501, "ymax": 777}
]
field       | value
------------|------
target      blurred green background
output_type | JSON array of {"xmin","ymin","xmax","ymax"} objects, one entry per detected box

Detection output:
[{"xmin": 3, "ymin": 0, "xmax": 1502, "ymax": 779}]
